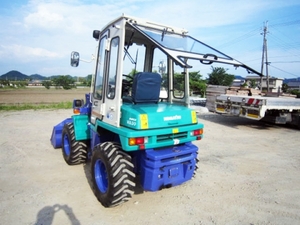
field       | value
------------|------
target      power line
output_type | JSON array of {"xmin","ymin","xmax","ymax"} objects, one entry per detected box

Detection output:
[
  {"xmin": 268, "ymin": 54, "xmax": 300, "ymax": 59},
  {"xmin": 271, "ymin": 61, "xmax": 300, "ymax": 63},
  {"xmin": 269, "ymin": 25, "xmax": 300, "ymax": 47},
  {"xmin": 216, "ymin": 27, "xmax": 260, "ymax": 49},
  {"xmin": 268, "ymin": 64, "xmax": 299, "ymax": 78},
  {"xmin": 271, "ymin": 19, "xmax": 300, "ymax": 27},
  {"xmin": 268, "ymin": 33, "xmax": 300, "ymax": 55}
]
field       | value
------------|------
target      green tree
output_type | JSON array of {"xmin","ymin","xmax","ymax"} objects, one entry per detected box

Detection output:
[
  {"xmin": 189, "ymin": 71, "xmax": 206, "ymax": 96},
  {"xmin": 173, "ymin": 72, "xmax": 185, "ymax": 95},
  {"xmin": 290, "ymin": 89, "xmax": 300, "ymax": 96},
  {"xmin": 86, "ymin": 74, "xmax": 92, "ymax": 87},
  {"xmin": 207, "ymin": 66, "xmax": 235, "ymax": 86},
  {"xmin": 42, "ymin": 80, "xmax": 52, "ymax": 89},
  {"xmin": 128, "ymin": 69, "xmax": 139, "ymax": 76},
  {"xmin": 282, "ymin": 83, "xmax": 288, "ymax": 93},
  {"xmin": 249, "ymin": 79, "xmax": 256, "ymax": 88},
  {"xmin": 52, "ymin": 76, "xmax": 75, "ymax": 90}
]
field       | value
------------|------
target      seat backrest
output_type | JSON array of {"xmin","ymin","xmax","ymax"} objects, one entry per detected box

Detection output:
[{"xmin": 132, "ymin": 72, "xmax": 162, "ymax": 104}]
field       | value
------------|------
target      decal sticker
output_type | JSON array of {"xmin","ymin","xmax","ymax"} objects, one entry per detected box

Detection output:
[
  {"xmin": 191, "ymin": 111, "xmax": 197, "ymax": 123},
  {"xmin": 173, "ymin": 139, "xmax": 180, "ymax": 145},
  {"xmin": 127, "ymin": 118, "xmax": 137, "ymax": 126},
  {"xmin": 106, "ymin": 113, "xmax": 113, "ymax": 120},
  {"xmin": 172, "ymin": 128, "xmax": 179, "ymax": 133},
  {"xmin": 140, "ymin": 114, "xmax": 148, "ymax": 129},
  {"xmin": 164, "ymin": 115, "xmax": 181, "ymax": 121}
]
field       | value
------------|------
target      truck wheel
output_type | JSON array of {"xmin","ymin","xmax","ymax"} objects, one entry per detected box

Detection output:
[
  {"xmin": 91, "ymin": 142, "xmax": 135, "ymax": 207},
  {"xmin": 62, "ymin": 123, "xmax": 87, "ymax": 165}
]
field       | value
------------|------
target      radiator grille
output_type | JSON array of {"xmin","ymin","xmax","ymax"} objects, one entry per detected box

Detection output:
[{"xmin": 157, "ymin": 132, "xmax": 187, "ymax": 142}]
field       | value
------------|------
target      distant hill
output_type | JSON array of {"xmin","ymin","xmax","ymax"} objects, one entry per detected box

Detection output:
[
  {"xmin": 0, "ymin": 70, "xmax": 89, "ymax": 81},
  {"xmin": 0, "ymin": 70, "xmax": 48, "ymax": 81},
  {"xmin": 29, "ymin": 74, "xmax": 47, "ymax": 80},
  {"xmin": 0, "ymin": 70, "xmax": 29, "ymax": 80},
  {"xmin": 234, "ymin": 75, "xmax": 245, "ymax": 80},
  {"xmin": 283, "ymin": 77, "xmax": 300, "ymax": 84}
]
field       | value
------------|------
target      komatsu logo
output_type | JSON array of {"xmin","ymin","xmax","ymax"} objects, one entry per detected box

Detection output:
[{"xmin": 163, "ymin": 115, "xmax": 181, "ymax": 121}]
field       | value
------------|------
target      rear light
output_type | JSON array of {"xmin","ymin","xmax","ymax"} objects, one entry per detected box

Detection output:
[
  {"xmin": 73, "ymin": 108, "xmax": 80, "ymax": 114},
  {"xmin": 73, "ymin": 99, "xmax": 83, "ymax": 114},
  {"xmin": 191, "ymin": 129, "xmax": 203, "ymax": 136},
  {"xmin": 129, "ymin": 137, "xmax": 148, "ymax": 147},
  {"xmin": 136, "ymin": 137, "xmax": 144, "ymax": 144}
]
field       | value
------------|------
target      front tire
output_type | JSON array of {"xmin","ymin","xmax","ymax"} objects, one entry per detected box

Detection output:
[
  {"xmin": 91, "ymin": 142, "xmax": 135, "ymax": 207},
  {"xmin": 62, "ymin": 123, "xmax": 87, "ymax": 165}
]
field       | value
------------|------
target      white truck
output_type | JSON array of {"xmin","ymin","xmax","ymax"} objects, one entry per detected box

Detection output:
[{"xmin": 213, "ymin": 87, "xmax": 300, "ymax": 128}]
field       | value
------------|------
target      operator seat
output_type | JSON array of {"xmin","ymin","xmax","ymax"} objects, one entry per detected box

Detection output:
[{"xmin": 123, "ymin": 72, "xmax": 162, "ymax": 104}]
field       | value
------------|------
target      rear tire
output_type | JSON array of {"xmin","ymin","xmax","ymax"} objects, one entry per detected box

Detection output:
[
  {"xmin": 62, "ymin": 123, "xmax": 87, "ymax": 165},
  {"xmin": 91, "ymin": 142, "xmax": 135, "ymax": 207},
  {"xmin": 193, "ymin": 152, "xmax": 199, "ymax": 178}
]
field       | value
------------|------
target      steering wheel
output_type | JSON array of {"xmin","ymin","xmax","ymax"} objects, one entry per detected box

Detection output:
[
  {"xmin": 122, "ymin": 74, "xmax": 133, "ymax": 82},
  {"xmin": 122, "ymin": 74, "xmax": 134, "ymax": 96}
]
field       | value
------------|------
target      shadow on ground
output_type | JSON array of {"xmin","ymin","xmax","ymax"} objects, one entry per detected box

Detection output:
[{"xmin": 35, "ymin": 204, "xmax": 80, "ymax": 225}]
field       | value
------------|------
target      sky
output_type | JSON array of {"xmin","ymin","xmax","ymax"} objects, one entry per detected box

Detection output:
[{"xmin": 0, "ymin": 0, "xmax": 299, "ymax": 79}]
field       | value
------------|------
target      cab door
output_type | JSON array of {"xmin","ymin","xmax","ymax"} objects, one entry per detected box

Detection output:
[
  {"xmin": 90, "ymin": 31, "xmax": 108, "ymax": 125},
  {"xmin": 91, "ymin": 19, "xmax": 125, "ymax": 127},
  {"xmin": 101, "ymin": 19, "xmax": 124, "ymax": 127}
]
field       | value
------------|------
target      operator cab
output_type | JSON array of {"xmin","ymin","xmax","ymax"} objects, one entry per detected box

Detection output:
[{"xmin": 70, "ymin": 15, "xmax": 261, "ymax": 128}]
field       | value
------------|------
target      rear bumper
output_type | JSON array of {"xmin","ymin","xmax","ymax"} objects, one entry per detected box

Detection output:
[{"xmin": 139, "ymin": 142, "xmax": 198, "ymax": 191}]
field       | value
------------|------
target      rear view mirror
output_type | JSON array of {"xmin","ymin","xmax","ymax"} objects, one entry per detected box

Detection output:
[
  {"xmin": 70, "ymin": 51, "xmax": 80, "ymax": 67},
  {"xmin": 93, "ymin": 30, "xmax": 100, "ymax": 40}
]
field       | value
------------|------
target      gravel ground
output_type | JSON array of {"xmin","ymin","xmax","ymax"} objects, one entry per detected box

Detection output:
[{"xmin": 0, "ymin": 109, "xmax": 300, "ymax": 225}]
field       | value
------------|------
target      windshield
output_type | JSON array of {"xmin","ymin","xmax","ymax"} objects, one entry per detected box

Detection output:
[
  {"xmin": 138, "ymin": 26, "xmax": 232, "ymax": 60},
  {"xmin": 133, "ymin": 24, "xmax": 261, "ymax": 76}
]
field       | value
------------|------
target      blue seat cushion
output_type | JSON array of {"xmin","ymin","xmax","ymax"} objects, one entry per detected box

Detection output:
[{"xmin": 132, "ymin": 72, "xmax": 162, "ymax": 104}]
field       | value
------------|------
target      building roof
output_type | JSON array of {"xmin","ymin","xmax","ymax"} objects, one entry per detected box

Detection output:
[
  {"xmin": 287, "ymin": 81, "xmax": 300, "ymax": 87},
  {"xmin": 245, "ymin": 76, "xmax": 283, "ymax": 80}
]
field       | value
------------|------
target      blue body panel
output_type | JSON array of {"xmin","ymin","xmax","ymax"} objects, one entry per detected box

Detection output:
[
  {"xmin": 50, "ymin": 118, "xmax": 73, "ymax": 148},
  {"xmin": 137, "ymin": 142, "xmax": 198, "ymax": 191}
]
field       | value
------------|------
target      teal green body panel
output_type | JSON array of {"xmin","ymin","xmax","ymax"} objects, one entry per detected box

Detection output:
[
  {"xmin": 72, "ymin": 114, "xmax": 90, "ymax": 141},
  {"xmin": 121, "ymin": 103, "xmax": 196, "ymax": 130},
  {"xmin": 96, "ymin": 102, "xmax": 203, "ymax": 151}
]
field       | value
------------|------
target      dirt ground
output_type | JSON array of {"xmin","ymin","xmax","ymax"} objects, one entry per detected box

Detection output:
[
  {"xmin": 0, "ymin": 87, "xmax": 90, "ymax": 104},
  {"xmin": 0, "ymin": 109, "xmax": 300, "ymax": 225}
]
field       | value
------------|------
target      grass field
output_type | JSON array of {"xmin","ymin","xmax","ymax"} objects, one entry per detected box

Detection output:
[{"xmin": 0, "ymin": 87, "xmax": 90, "ymax": 110}]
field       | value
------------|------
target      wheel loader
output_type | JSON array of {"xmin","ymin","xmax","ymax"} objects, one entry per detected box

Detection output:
[{"xmin": 49, "ymin": 14, "xmax": 258, "ymax": 207}]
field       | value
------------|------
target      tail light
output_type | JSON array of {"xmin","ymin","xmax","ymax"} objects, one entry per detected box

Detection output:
[
  {"xmin": 191, "ymin": 129, "xmax": 203, "ymax": 140},
  {"xmin": 73, "ymin": 108, "xmax": 80, "ymax": 114},
  {"xmin": 129, "ymin": 137, "xmax": 148, "ymax": 150},
  {"xmin": 73, "ymin": 99, "xmax": 83, "ymax": 114}
]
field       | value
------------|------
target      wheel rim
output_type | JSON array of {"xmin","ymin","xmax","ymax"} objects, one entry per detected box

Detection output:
[
  {"xmin": 63, "ymin": 133, "xmax": 71, "ymax": 156},
  {"xmin": 94, "ymin": 159, "xmax": 108, "ymax": 193}
]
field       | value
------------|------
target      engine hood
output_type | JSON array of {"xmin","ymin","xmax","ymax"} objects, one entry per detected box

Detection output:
[{"xmin": 120, "ymin": 103, "xmax": 198, "ymax": 130}]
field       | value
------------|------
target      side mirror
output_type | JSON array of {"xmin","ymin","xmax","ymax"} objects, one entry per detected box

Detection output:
[
  {"xmin": 70, "ymin": 51, "xmax": 80, "ymax": 67},
  {"xmin": 93, "ymin": 30, "xmax": 100, "ymax": 40}
]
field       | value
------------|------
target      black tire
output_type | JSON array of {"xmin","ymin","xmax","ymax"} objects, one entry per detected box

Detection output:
[
  {"xmin": 91, "ymin": 142, "xmax": 136, "ymax": 207},
  {"xmin": 193, "ymin": 152, "xmax": 199, "ymax": 178},
  {"xmin": 61, "ymin": 123, "xmax": 87, "ymax": 165}
]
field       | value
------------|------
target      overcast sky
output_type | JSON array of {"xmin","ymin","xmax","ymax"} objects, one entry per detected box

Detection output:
[{"xmin": 0, "ymin": 0, "xmax": 299, "ymax": 79}]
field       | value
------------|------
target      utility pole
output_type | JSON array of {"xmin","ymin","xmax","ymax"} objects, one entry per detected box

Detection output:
[{"xmin": 260, "ymin": 21, "xmax": 270, "ymax": 92}]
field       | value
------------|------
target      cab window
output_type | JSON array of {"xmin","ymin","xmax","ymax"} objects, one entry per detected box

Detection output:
[
  {"xmin": 106, "ymin": 37, "xmax": 119, "ymax": 99},
  {"xmin": 94, "ymin": 35, "xmax": 107, "ymax": 99}
]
